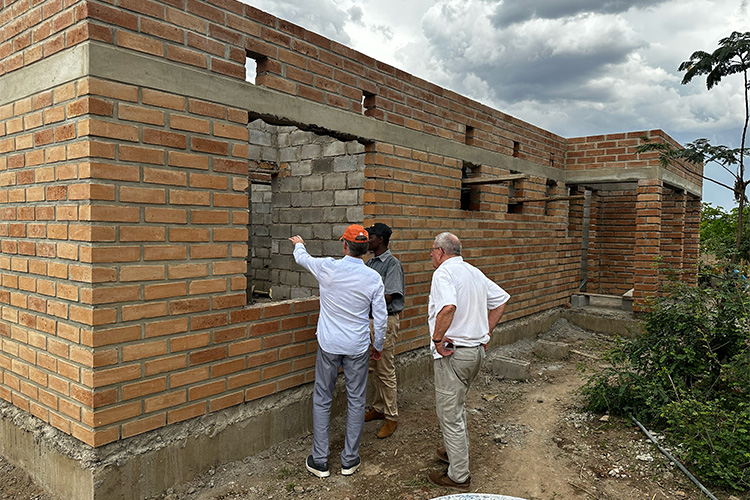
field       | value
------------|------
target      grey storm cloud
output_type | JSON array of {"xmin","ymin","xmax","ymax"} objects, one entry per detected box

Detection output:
[
  {"xmin": 420, "ymin": 4, "xmax": 647, "ymax": 103},
  {"xmin": 491, "ymin": 0, "xmax": 673, "ymax": 27},
  {"xmin": 241, "ymin": 0, "xmax": 352, "ymax": 44}
]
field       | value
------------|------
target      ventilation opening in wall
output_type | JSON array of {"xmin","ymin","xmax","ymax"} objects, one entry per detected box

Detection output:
[
  {"xmin": 512, "ymin": 140, "xmax": 520, "ymax": 158},
  {"xmin": 247, "ymin": 118, "xmax": 367, "ymax": 303},
  {"xmin": 507, "ymin": 180, "xmax": 523, "ymax": 214},
  {"xmin": 362, "ymin": 91, "xmax": 376, "ymax": 116},
  {"xmin": 246, "ymin": 51, "xmax": 267, "ymax": 84},
  {"xmin": 460, "ymin": 162, "xmax": 480, "ymax": 211},
  {"xmin": 465, "ymin": 126, "xmax": 475, "ymax": 145},
  {"xmin": 544, "ymin": 179, "xmax": 556, "ymax": 215},
  {"xmin": 245, "ymin": 57, "xmax": 257, "ymax": 84}
]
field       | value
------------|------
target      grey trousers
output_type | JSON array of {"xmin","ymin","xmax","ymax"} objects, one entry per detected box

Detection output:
[
  {"xmin": 311, "ymin": 347, "xmax": 369, "ymax": 468},
  {"xmin": 434, "ymin": 345, "xmax": 484, "ymax": 483}
]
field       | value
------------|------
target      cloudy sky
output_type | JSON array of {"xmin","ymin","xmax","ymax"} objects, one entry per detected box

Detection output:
[{"xmin": 240, "ymin": 0, "xmax": 750, "ymax": 210}]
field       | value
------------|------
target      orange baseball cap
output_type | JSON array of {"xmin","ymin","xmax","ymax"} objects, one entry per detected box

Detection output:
[{"xmin": 340, "ymin": 224, "xmax": 369, "ymax": 242}]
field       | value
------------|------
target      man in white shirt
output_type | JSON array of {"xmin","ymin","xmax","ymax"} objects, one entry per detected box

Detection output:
[
  {"xmin": 427, "ymin": 232, "xmax": 510, "ymax": 491},
  {"xmin": 290, "ymin": 225, "xmax": 387, "ymax": 479}
]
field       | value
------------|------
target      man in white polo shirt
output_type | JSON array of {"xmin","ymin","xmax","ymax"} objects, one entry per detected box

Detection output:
[
  {"xmin": 290, "ymin": 224, "xmax": 387, "ymax": 479},
  {"xmin": 427, "ymin": 231, "xmax": 510, "ymax": 491}
]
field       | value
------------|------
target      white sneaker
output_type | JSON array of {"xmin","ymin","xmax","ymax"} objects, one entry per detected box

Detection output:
[
  {"xmin": 341, "ymin": 457, "xmax": 361, "ymax": 476},
  {"xmin": 306, "ymin": 455, "xmax": 330, "ymax": 478}
]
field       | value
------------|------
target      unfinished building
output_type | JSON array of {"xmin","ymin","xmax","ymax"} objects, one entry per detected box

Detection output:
[{"xmin": 0, "ymin": 0, "xmax": 702, "ymax": 498}]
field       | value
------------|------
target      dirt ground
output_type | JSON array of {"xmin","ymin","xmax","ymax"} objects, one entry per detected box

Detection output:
[{"xmin": 1, "ymin": 316, "xmax": 748, "ymax": 500}]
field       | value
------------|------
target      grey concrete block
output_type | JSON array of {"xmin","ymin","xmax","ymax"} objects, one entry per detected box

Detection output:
[
  {"xmin": 279, "ymin": 148, "xmax": 299, "ymax": 163},
  {"xmin": 301, "ymin": 208, "xmax": 324, "ymax": 223},
  {"xmin": 290, "ymin": 287, "xmax": 313, "ymax": 299},
  {"xmin": 346, "ymin": 141, "xmax": 365, "ymax": 155},
  {"xmin": 322, "ymin": 207, "xmax": 347, "ymax": 223},
  {"xmin": 260, "ymin": 147, "xmax": 278, "ymax": 163},
  {"xmin": 248, "ymin": 129, "xmax": 274, "ymax": 147},
  {"xmin": 291, "ymin": 192, "xmax": 311, "ymax": 207},
  {"xmin": 346, "ymin": 206, "xmax": 364, "ymax": 222},
  {"xmin": 301, "ymin": 143, "xmax": 322, "ymax": 159},
  {"xmin": 533, "ymin": 340, "xmax": 570, "ymax": 360},
  {"xmin": 333, "ymin": 155, "xmax": 359, "ymax": 172},
  {"xmin": 312, "ymin": 225, "xmax": 333, "ymax": 240},
  {"xmin": 323, "ymin": 240, "xmax": 341, "ymax": 256},
  {"xmin": 491, "ymin": 356, "xmax": 530, "ymax": 380},
  {"xmin": 279, "ymin": 270, "xmax": 300, "ymax": 286},
  {"xmin": 323, "ymin": 172, "xmax": 347, "ymax": 190},
  {"xmin": 270, "ymin": 225, "xmax": 292, "ymax": 239},
  {"xmin": 347, "ymin": 171, "xmax": 365, "ymax": 189},
  {"xmin": 322, "ymin": 141, "xmax": 346, "ymax": 157},
  {"xmin": 277, "ymin": 177, "xmax": 300, "ymax": 193},
  {"xmin": 290, "ymin": 160, "xmax": 311, "ymax": 176},
  {"xmin": 276, "ymin": 209, "xmax": 299, "ymax": 224},
  {"xmin": 290, "ymin": 129, "xmax": 312, "ymax": 146},
  {"xmin": 312, "ymin": 157, "xmax": 334, "ymax": 174},
  {"xmin": 312, "ymin": 191, "xmax": 334, "ymax": 207},
  {"xmin": 270, "ymin": 192, "xmax": 291, "ymax": 208},
  {"xmin": 334, "ymin": 190, "xmax": 358, "ymax": 206},
  {"xmin": 271, "ymin": 285, "xmax": 291, "ymax": 300},
  {"xmin": 300, "ymin": 273, "xmax": 319, "ymax": 289},
  {"xmin": 570, "ymin": 294, "xmax": 589, "ymax": 307},
  {"xmin": 247, "ymin": 145, "xmax": 263, "ymax": 161},
  {"xmin": 300, "ymin": 175, "xmax": 323, "ymax": 191}
]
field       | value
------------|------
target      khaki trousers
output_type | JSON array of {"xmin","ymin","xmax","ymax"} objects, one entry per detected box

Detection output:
[
  {"xmin": 369, "ymin": 313, "xmax": 400, "ymax": 420},
  {"xmin": 434, "ymin": 345, "xmax": 484, "ymax": 483}
]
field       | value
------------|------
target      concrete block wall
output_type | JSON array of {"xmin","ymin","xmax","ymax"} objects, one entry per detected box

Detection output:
[
  {"xmin": 0, "ymin": 0, "xmax": 702, "ymax": 461},
  {"xmin": 246, "ymin": 122, "xmax": 366, "ymax": 300}
]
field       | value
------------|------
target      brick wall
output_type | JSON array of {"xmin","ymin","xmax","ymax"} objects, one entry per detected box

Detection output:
[
  {"xmin": 0, "ymin": 0, "xmax": 703, "ymax": 448},
  {"xmin": 567, "ymin": 130, "xmax": 702, "ymax": 185}
]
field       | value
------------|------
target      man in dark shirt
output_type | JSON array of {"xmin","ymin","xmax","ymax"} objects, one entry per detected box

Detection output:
[{"xmin": 364, "ymin": 223, "xmax": 405, "ymax": 439}]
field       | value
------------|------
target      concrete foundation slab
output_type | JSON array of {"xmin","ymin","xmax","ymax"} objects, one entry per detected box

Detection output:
[{"xmin": 0, "ymin": 307, "xmax": 634, "ymax": 500}]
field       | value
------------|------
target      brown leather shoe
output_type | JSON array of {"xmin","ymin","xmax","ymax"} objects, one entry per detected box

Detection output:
[
  {"xmin": 364, "ymin": 409, "xmax": 385, "ymax": 422},
  {"xmin": 436, "ymin": 447, "xmax": 449, "ymax": 464},
  {"xmin": 376, "ymin": 418, "xmax": 397, "ymax": 438},
  {"xmin": 428, "ymin": 471, "xmax": 470, "ymax": 491}
]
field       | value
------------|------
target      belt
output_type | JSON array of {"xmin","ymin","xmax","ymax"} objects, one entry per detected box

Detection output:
[{"xmin": 454, "ymin": 345, "xmax": 481, "ymax": 349}]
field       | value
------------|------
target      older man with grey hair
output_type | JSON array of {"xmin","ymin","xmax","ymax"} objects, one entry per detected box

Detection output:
[{"xmin": 427, "ymin": 232, "xmax": 510, "ymax": 491}]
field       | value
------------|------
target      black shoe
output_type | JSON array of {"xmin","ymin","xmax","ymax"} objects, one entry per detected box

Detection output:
[
  {"xmin": 306, "ymin": 455, "xmax": 330, "ymax": 478},
  {"xmin": 341, "ymin": 457, "xmax": 361, "ymax": 476}
]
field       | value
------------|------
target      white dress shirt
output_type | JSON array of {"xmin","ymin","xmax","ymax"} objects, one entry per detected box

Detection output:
[
  {"xmin": 293, "ymin": 243, "xmax": 387, "ymax": 355},
  {"xmin": 428, "ymin": 256, "xmax": 510, "ymax": 359}
]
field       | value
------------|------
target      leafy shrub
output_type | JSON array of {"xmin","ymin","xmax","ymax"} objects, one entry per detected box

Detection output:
[{"xmin": 580, "ymin": 265, "xmax": 750, "ymax": 490}]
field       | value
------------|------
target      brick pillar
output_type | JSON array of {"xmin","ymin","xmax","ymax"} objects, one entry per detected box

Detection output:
[
  {"xmin": 633, "ymin": 179, "xmax": 663, "ymax": 311},
  {"xmin": 661, "ymin": 189, "xmax": 686, "ymax": 272}
]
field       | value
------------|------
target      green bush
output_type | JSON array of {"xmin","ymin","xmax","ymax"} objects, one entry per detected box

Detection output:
[{"xmin": 580, "ymin": 265, "xmax": 750, "ymax": 490}]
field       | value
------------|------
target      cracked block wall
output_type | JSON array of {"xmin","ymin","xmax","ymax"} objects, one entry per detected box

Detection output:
[{"xmin": 0, "ymin": 0, "xmax": 702, "ymax": 448}]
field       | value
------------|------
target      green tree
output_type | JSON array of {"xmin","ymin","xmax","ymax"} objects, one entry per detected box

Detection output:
[
  {"xmin": 638, "ymin": 31, "xmax": 750, "ymax": 262},
  {"xmin": 701, "ymin": 203, "xmax": 750, "ymax": 261}
]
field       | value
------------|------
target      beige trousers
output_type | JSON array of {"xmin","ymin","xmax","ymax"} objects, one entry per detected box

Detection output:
[{"xmin": 369, "ymin": 313, "xmax": 400, "ymax": 420}]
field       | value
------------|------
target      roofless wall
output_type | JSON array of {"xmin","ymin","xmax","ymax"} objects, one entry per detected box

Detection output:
[{"xmin": 0, "ymin": 0, "xmax": 701, "ymax": 498}]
